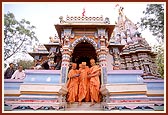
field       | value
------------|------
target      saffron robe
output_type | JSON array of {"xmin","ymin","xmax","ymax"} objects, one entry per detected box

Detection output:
[
  {"xmin": 89, "ymin": 65, "xmax": 100, "ymax": 102},
  {"xmin": 78, "ymin": 67, "xmax": 90, "ymax": 102},
  {"xmin": 67, "ymin": 69, "xmax": 79, "ymax": 103}
]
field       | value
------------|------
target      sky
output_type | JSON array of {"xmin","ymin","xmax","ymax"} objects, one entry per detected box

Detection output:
[{"xmin": 3, "ymin": 2, "xmax": 164, "ymax": 63}]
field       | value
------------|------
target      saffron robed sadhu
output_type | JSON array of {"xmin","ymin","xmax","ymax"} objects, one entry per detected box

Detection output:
[
  {"xmin": 88, "ymin": 59, "xmax": 101, "ymax": 106},
  {"xmin": 66, "ymin": 63, "xmax": 80, "ymax": 103}
]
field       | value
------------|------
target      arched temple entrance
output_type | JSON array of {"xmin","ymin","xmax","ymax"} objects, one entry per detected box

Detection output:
[
  {"xmin": 66, "ymin": 38, "xmax": 102, "ymax": 103},
  {"xmin": 71, "ymin": 42, "xmax": 97, "ymax": 67}
]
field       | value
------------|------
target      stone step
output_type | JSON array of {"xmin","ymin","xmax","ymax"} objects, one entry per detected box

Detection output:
[{"xmin": 65, "ymin": 102, "xmax": 103, "ymax": 111}]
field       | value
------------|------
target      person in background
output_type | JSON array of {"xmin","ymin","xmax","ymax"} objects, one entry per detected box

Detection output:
[
  {"xmin": 55, "ymin": 57, "xmax": 62, "ymax": 70},
  {"xmin": 4, "ymin": 63, "xmax": 15, "ymax": 79},
  {"xmin": 50, "ymin": 64, "xmax": 56, "ymax": 70},
  {"xmin": 11, "ymin": 65, "xmax": 25, "ymax": 80}
]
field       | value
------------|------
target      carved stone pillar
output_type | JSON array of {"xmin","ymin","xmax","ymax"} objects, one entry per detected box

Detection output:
[
  {"xmin": 60, "ymin": 28, "xmax": 73, "ymax": 83},
  {"xmin": 97, "ymin": 50, "xmax": 108, "ymax": 84},
  {"xmin": 60, "ymin": 46, "xmax": 72, "ymax": 83},
  {"xmin": 97, "ymin": 37, "xmax": 108, "ymax": 84}
]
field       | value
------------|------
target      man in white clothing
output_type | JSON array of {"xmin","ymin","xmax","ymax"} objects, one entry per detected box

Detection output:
[{"xmin": 11, "ymin": 65, "xmax": 25, "ymax": 80}]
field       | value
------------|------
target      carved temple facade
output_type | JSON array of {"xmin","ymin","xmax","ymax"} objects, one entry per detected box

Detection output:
[{"xmin": 29, "ymin": 11, "xmax": 160, "ymax": 83}]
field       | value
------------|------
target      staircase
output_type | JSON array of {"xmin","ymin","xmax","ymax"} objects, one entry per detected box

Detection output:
[{"xmin": 65, "ymin": 102, "xmax": 103, "ymax": 111}]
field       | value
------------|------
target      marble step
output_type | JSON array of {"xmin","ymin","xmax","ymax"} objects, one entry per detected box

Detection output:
[{"xmin": 65, "ymin": 102, "xmax": 103, "ymax": 111}]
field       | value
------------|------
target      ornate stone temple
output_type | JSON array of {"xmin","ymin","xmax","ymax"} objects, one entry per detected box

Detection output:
[{"xmin": 4, "ymin": 7, "xmax": 164, "ymax": 111}]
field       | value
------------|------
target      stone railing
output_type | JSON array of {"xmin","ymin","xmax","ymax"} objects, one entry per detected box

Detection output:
[
  {"xmin": 4, "ymin": 79, "xmax": 24, "ymax": 97},
  {"xmin": 4, "ymin": 70, "xmax": 67, "ymax": 111},
  {"xmin": 100, "ymin": 70, "xmax": 164, "ymax": 111},
  {"xmin": 66, "ymin": 16, "xmax": 107, "ymax": 24},
  {"xmin": 100, "ymin": 70, "xmax": 159, "ymax": 110}
]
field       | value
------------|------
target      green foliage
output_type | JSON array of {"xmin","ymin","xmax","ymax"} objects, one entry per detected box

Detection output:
[
  {"xmin": 140, "ymin": 4, "xmax": 164, "ymax": 43},
  {"xmin": 140, "ymin": 4, "xmax": 164, "ymax": 78},
  {"xmin": 153, "ymin": 44, "xmax": 164, "ymax": 78},
  {"xmin": 4, "ymin": 12, "xmax": 39, "ymax": 61},
  {"xmin": 17, "ymin": 60, "xmax": 34, "ymax": 70}
]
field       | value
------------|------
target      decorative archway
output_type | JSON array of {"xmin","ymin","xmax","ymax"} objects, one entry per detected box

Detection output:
[
  {"xmin": 70, "ymin": 37, "xmax": 98, "ymax": 67},
  {"xmin": 71, "ymin": 36, "xmax": 97, "ymax": 51}
]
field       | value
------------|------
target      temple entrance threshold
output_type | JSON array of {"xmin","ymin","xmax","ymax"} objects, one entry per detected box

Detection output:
[{"xmin": 71, "ymin": 42, "xmax": 97, "ymax": 68}]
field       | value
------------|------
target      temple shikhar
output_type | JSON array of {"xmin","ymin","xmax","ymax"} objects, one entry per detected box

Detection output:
[{"xmin": 4, "ymin": 7, "xmax": 164, "ymax": 111}]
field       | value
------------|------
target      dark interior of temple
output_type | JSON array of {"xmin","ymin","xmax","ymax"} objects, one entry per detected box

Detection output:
[{"xmin": 71, "ymin": 42, "xmax": 97, "ymax": 68}]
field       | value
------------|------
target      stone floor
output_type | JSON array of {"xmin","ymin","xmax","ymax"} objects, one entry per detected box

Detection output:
[
  {"xmin": 65, "ymin": 102, "xmax": 103, "ymax": 111},
  {"xmin": 4, "ymin": 103, "xmax": 164, "ymax": 112}
]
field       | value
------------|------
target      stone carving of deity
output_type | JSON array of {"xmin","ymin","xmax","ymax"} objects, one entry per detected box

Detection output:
[
  {"xmin": 64, "ymin": 38, "xmax": 70, "ymax": 47},
  {"xmin": 59, "ymin": 16, "xmax": 66, "ymax": 23},
  {"xmin": 144, "ymin": 65, "xmax": 150, "ymax": 73}
]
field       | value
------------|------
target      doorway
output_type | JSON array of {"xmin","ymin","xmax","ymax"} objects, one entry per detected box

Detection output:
[
  {"xmin": 71, "ymin": 42, "xmax": 97, "ymax": 68},
  {"xmin": 67, "ymin": 42, "xmax": 103, "ymax": 103}
]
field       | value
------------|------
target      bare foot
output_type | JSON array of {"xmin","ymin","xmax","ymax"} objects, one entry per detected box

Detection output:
[
  {"xmin": 67, "ymin": 102, "xmax": 72, "ymax": 108},
  {"xmin": 78, "ymin": 102, "xmax": 82, "ymax": 106},
  {"xmin": 90, "ymin": 102, "xmax": 95, "ymax": 107}
]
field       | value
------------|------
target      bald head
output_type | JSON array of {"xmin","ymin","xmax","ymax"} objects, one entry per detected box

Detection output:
[
  {"xmin": 90, "ymin": 59, "xmax": 95, "ymax": 67},
  {"xmin": 81, "ymin": 62, "xmax": 86, "ymax": 69},
  {"xmin": 71, "ymin": 63, "xmax": 77, "ymax": 70}
]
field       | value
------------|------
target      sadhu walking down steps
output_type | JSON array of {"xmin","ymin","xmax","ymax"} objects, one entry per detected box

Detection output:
[
  {"xmin": 66, "ymin": 63, "xmax": 80, "ymax": 105},
  {"xmin": 88, "ymin": 59, "xmax": 101, "ymax": 106},
  {"xmin": 78, "ymin": 62, "xmax": 90, "ymax": 106}
]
